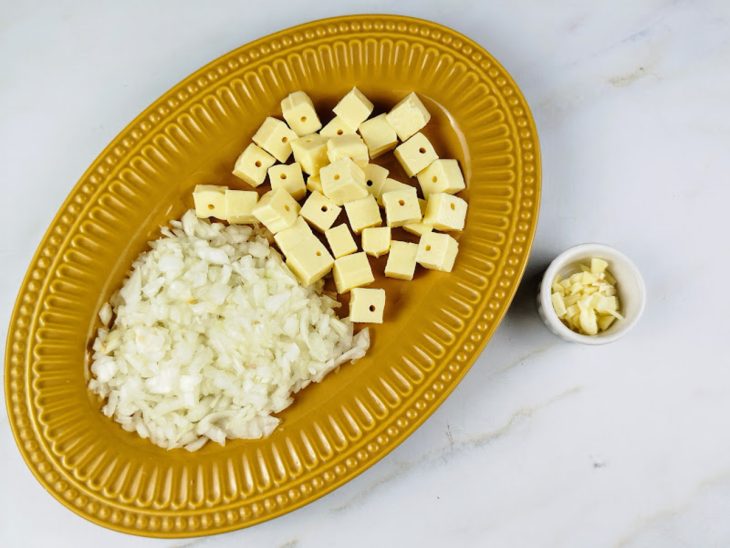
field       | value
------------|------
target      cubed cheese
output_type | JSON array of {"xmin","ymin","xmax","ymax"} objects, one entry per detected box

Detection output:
[
  {"xmin": 416, "ymin": 159, "xmax": 465, "ymax": 197},
  {"xmin": 281, "ymin": 91, "xmax": 322, "ymax": 136},
  {"xmin": 251, "ymin": 117, "xmax": 298, "ymax": 163},
  {"xmin": 333, "ymin": 252, "xmax": 374, "ymax": 293},
  {"xmin": 193, "ymin": 185, "xmax": 226, "ymax": 219},
  {"xmin": 224, "ymin": 188, "xmax": 258, "ymax": 223},
  {"xmin": 403, "ymin": 198, "xmax": 433, "ymax": 236},
  {"xmin": 416, "ymin": 232, "xmax": 459, "ymax": 272},
  {"xmin": 232, "ymin": 143, "xmax": 275, "ymax": 187},
  {"xmin": 333, "ymin": 87, "xmax": 374, "ymax": 129},
  {"xmin": 361, "ymin": 226, "xmax": 391, "ymax": 257},
  {"xmin": 320, "ymin": 116, "xmax": 357, "ymax": 138},
  {"xmin": 423, "ymin": 193, "xmax": 468, "ymax": 231},
  {"xmin": 403, "ymin": 222, "xmax": 433, "ymax": 236},
  {"xmin": 327, "ymin": 134, "xmax": 369, "ymax": 167},
  {"xmin": 325, "ymin": 224, "xmax": 358, "ymax": 258},
  {"xmin": 384, "ymin": 241, "xmax": 418, "ymax": 280},
  {"xmin": 349, "ymin": 287, "xmax": 386, "ymax": 323},
  {"xmin": 274, "ymin": 217, "xmax": 314, "ymax": 255},
  {"xmin": 252, "ymin": 188, "xmax": 300, "ymax": 233},
  {"xmin": 385, "ymin": 92, "xmax": 431, "ymax": 141},
  {"xmin": 285, "ymin": 236, "xmax": 334, "ymax": 286},
  {"xmin": 320, "ymin": 158, "xmax": 368, "ymax": 205},
  {"xmin": 344, "ymin": 194, "xmax": 382, "ymax": 233},
  {"xmin": 268, "ymin": 162, "xmax": 307, "ymax": 201},
  {"xmin": 291, "ymin": 134, "xmax": 329, "ymax": 176},
  {"xmin": 306, "ymin": 174, "xmax": 323, "ymax": 193},
  {"xmin": 358, "ymin": 113, "xmax": 397, "ymax": 158},
  {"xmin": 394, "ymin": 132, "xmax": 438, "ymax": 177},
  {"xmin": 363, "ymin": 164, "xmax": 389, "ymax": 196},
  {"xmin": 382, "ymin": 187, "xmax": 422, "ymax": 227},
  {"xmin": 374, "ymin": 178, "xmax": 412, "ymax": 206},
  {"xmin": 300, "ymin": 190, "xmax": 341, "ymax": 232}
]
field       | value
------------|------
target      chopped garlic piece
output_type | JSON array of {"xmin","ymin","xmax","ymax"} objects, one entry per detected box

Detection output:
[
  {"xmin": 550, "ymin": 258, "xmax": 622, "ymax": 335},
  {"xmin": 598, "ymin": 315, "xmax": 616, "ymax": 331},
  {"xmin": 591, "ymin": 258, "xmax": 608, "ymax": 274},
  {"xmin": 551, "ymin": 292, "xmax": 567, "ymax": 317},
  {"xmin": 579, "ymin": 308, "xmax": 598, "ymax": 335}
]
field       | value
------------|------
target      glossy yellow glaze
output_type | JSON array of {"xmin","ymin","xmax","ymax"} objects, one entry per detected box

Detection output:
[{"xmin": 5, "ymin": 14, "xmax": 540, "ymax": 537}]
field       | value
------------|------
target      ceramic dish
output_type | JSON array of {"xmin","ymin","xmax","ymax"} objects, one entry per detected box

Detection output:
[
  {"xmin": 5, "ymin": 14, "xmax": 540, "ymax": 537},
  {"xmin": 537, "ymin": 243, "xmax": 645, "ymax": 344}
]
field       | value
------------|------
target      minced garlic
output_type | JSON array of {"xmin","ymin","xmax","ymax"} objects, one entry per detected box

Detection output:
[{"xmin": 551, "ymin": 258, "xmax": 623, "ymax": 335}]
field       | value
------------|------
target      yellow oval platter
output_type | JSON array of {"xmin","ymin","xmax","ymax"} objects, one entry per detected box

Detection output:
[{"xmin": 5, "ymin": 14, "xmax": 540, "ymax": 537}]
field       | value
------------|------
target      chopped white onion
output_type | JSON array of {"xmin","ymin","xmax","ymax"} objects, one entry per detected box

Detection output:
[{"xmin": 89, "ymin": 210, "xmax": 369, "ymax": 451}]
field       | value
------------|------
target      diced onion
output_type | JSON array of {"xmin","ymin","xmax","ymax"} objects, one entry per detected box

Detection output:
[{"xmin": 89, "ymin": 210, "xmax": 369, "ymax": 451}]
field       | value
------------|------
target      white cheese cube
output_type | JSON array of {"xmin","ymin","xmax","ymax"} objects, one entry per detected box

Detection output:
[
  {"xmin": 403, "ymin": 223, "xmax": 433, "ymax": 236},
  {"xmin": 333, "ymin": 252, "xmax": 374, "ymax": 293},
  {"xmin": 385, "ymin": 92, "xmax": 431, "ymax": 141},
  {"xmin": 252, "ymin": 188, "xmax": 300, "ymax": 233},
  {"xmin": 291, "ymin": 134, "xmax": 329, "ymax": 176},
  {"xmin": 285, "ymin": 236, "xmax": 334, "ymax": 286},
  {"xmin": 320, "ymin": 158, "xmax": 368, "ymax": 205},
  {"xmin": 224, "ymin": 188, "xmax": 258, "ymax": 224},
  {"xmin": 274, "ymin": 217, "xmax": 314, "ymax": 255},
  {"xmin": 327, "ymin": 134, "xmax": 369, "ymax": 167},
  {"xmin": 363, "ymin": 164, "xmax": 389, "ymax": 196},
  {"xmin": 268, "ymin": 162, "xmax": 307, "ymax": 201},
  {"xmin": 306, "ymin": 173, "xmax": 323, "ymax": 194},
  {"xmin": 320, "ymin": 116, "xmax": 357, "ymax": 138},
  {"xmin": 423, "ymin": 193, "xmax": 468, "ymax": 231},
  {"xmin": 333, "ymin": 87, "xmax": 374, "ymax": 129},
  {"xmin": 416, "ymin": 159, "xmax": 466, "ymax": 197},
  {"xmin": 325, "ymin": 224, "xmax": 358, "ymax": 259},
  {"xmin": 384, "ymin": 241, "xmax": 418, "ymax": 280},
  {"xmin": 403, "ymin": 198, "xmax": 433, "ymax": 236},
  {"xmin": 281, "ymin": 91, "xmax": 322, "ymax": 136},
  {"xmin": 374, "ymin": 178, "xmax": 412, "ymax": 206},
  {"xmin": 300, "ymin": 190, "xmax": 342, "ymax": 232},
  {"xmin": 394, "ymin": 132, "xmax": 438, "ymax": 177},
  {"xmin": 358, "ymin": 113, "xmax": 397, "ymax": 158},
  {"xmin": 382, "ymin": 187, "xmax": 422, "ymax": 227},
  {"xmin": 252, "ymin": 117, "xmax": 298, "ymax": 163},
  {"xmin": 232, "ymin": 143, "xmax": 275, "ymax": 187},
  {"xmin": 361, "ymin": 226, "xmax": 391, "ymax": 257},
  {"xmin": 193, "ymin": 185, "xmax": 226, "ymax": 219},
  {"xmin": 344, "ymin": 194, "xmax": 382, "ymax": 233},
  {"xmin": 416, "ymin": 232, "xmax": 459, "ymax": 272},
  {"xmin": 349, "ymin": 287, "xmax": 386, "ymax": 323}
]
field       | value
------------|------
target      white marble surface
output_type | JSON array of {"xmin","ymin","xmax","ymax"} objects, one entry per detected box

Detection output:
[{"xmin": 2, "ymin": 0, "xmax": 730, "ymax": 546}]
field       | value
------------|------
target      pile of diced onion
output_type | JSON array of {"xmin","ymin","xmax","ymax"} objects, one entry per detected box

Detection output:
[{"xmin": 88, "ymin": 212, "xmax": 369, "ymax": 451}]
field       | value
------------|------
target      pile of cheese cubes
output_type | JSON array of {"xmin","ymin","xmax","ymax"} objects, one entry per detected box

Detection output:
[
  {"xmin": 192, "ymin": 87, "xmax": 468, "ymax": 324},
  {"xmin": 550, "ymin": 258, "xmax": 623, "ymax": 335}
]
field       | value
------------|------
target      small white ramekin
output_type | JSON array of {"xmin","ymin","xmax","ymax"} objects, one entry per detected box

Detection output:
[{"xmin": 537, "ymin": 243, "xmax": 646, "ymax": 344}]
